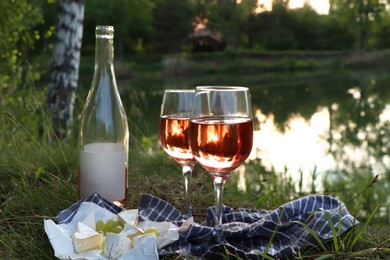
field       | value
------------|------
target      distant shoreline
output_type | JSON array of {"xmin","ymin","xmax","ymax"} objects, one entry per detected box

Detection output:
[
  {"xmin": 139, "ymin": 50, "xmax": 390, "ymax": 77},
  {"xmin": 72, "ymin": 49, "xmax": 390, "ymax": 80}
]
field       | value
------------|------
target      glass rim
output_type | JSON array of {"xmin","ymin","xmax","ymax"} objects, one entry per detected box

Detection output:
[
  {"xmin": 96, "ymin": 25, "xmax": 114, "ymax": 30},
  {"xmin": 195, "ymin": 86, "xmax": 249, "ymax": 91},
  {"xmin": 164, "ymin": 89, "xmax": 195, "ymax": 93},
  {"xmin": 96, "ymin": 25, "xmax": 114, "ymax": 39}
]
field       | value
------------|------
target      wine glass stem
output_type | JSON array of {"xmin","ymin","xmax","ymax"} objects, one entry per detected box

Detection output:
[
  {"xmin": 182, "ymin": 165, "xmax": 193, "ymax": 219},
  {"xmin": 213, "ymin": 175, "xmax": 225, "ymax": 241}
]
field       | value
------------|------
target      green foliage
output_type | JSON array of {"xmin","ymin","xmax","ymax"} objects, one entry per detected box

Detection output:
[
  {"xmin": 329, "ymin": 0, "xmax": 390, "ymax": 50},
  {"xmin": 0, "ymin": 0, "xmax": 44, "ymax": 95},
  {"xmin": 371, "ymin": 13, "xmax": 390, "ymax": 49},
  {"xmin": 151, "ymin": 0, "xmax": 195, "ymax": 53},
  {"xmin": 318, "ymin": 16, "xmax": 355, "ymax": 50},
  {"xmin": 83, "ymin": 0, "xmax": 154, "ymax": 55},
  {"xmin": 205, "ymin": 0, "xmax": 257, "ymax": 52},
  {"xmin": 0, "ymin": 66, "xmax": 78, "ymax": 258},
  {"xmin": 324, "ymin": 171, "xmax": 390, "ymax": 224},
  {"xmin": 250, "ymin": 3, "xmax": 356, "ymax": 51},
  {"xmin": 264, "ymin": 28, "xmax": 298, "ymax": 50},
  {"xmin": 24, "ymin": 0, "xmax": 390, "ymax": 56},
  {"xmin": 292, "ymin": 6, "xmax": 322, "ymax": 50}
]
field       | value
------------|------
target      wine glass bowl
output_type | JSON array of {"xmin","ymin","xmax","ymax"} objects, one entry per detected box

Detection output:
[
  {"xmin": 160, "ymin": 116, "xmax": 195, "ymax": 167},
  {"xmin": 189, "ymin": 86, "xmax": 253, "ymax": 240},
  {"xmin": 189, "ymin": 116, "xmax": 253, "ymax": 174},
  {"xmin": 159, "ymin": 89, "xmax": 196, "ymax": 219}
]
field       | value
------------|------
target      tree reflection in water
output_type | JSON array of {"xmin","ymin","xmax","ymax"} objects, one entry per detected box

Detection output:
[{"xmin": 244, "ymin": 69, "xmax": 390, "ymax": 224}]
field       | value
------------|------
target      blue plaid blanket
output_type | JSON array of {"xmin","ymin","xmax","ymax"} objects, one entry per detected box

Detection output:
[{"xmin": 54, "ymin": 193, "xmax": 358, "ymax": 259}]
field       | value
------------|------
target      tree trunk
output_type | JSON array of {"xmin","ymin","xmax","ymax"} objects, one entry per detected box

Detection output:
[{"xmin": 48, "ymin": 0, "xmax": 84, "ymax": 139}]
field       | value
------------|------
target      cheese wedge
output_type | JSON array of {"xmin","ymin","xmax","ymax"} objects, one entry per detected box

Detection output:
[
  {"xmin": 73, "ymin": 231, "xmax": 103, "ymax": 253},
  {"xmin": 73, "ymin": 222, "xmax": 103, "ymax": 253},
  {"xmin": 81, "ymin": 210, "xmax": 96, "ymax": 230},
  {"xmin": 103, "ymin": 233, "xmax": 130, "ymax": 258},
  {"xmin": 123, "ymin": 224, "xmax": 144, "ymax": 241},
  {"xmin": 117, "ymin": 209, "xmax": 139, "ymax": 227},
  {"xmin": 133, "ymin": 233, "xmax": 157, "ymax": 249}
]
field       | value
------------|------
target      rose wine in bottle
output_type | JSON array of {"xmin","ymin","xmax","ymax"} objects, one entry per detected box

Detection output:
[{"xmin": 79, "ymin": 25, "xmax": 129, "ymax": 203}]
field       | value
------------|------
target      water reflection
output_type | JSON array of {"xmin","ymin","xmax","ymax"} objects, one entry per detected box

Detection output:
[{"xmin": 248, "ymin": 107, "xmax": 334, "ymax": 192}]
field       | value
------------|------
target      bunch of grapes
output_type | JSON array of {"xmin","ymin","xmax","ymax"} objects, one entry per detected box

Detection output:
[{"xmin": 95, "ymin": 219, "xmax": 123, "ymax": 234}]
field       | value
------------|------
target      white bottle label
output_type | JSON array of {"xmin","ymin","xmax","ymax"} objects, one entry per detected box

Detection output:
[{"xmin": 80, "ymin": 143, "xmax": 126, "ymax": 201}]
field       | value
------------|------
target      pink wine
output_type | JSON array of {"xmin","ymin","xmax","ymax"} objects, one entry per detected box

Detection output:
[
  {"xmin": 160, "ymin": 115, "xmax": 195, "ymax": 166},
  {"xmin": 189, "ymin": 117, "xmax": 253, "ymax": 173}
]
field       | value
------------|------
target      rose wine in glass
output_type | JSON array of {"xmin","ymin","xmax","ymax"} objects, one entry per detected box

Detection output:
[
  {"xmin": 160, "ymin": 89, "xmax": 196, "ymax": 219},
  {"xmin": 189, "ymin": 86, "xmax": 253, "ymax": 241}
]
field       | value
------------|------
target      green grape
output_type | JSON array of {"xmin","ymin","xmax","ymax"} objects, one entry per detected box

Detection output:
[
  {"xmin": 104, "ymin": 219, "xmax": 117, "ymax": 233},
  {"xmin": 104, "ymin": 219, "xmax": 122, "ymax": 234},
  {"xmin": 96, "ymin": 218, "xmax": 123, "ymax": 235},
  {"xmin": 110, "ymin": 225, "xmax": 123, "ymax": 234},
  {"xmin": 118, "ymin": 220, "xmax": 124, "ymax": 229},
  {"xmin": 96, "ymin": 220, "xmax": 106, "ymax": 233},
  {"xmin": 144, "ymin": 227, "xmax": 159, "ymax": 237}
]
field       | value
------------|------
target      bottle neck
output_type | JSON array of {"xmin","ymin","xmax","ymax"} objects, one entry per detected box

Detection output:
[{"xmin": 95, "ymin": 37, "xmax": 114, "ymax": 65}]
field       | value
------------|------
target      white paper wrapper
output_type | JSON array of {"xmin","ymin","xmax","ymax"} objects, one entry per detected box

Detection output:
[{"xmin": 44, "ymin": 202, "xmax": 180, "ymax": 259}]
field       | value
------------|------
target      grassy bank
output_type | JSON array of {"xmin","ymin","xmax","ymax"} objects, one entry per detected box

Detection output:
[
  {"xmin": 36, "ymin": 49, "xmax": 390, "ymax": 82},
  {"xmin": 126, "ymin": 49, "xmax": 390, "ymax": 77}
]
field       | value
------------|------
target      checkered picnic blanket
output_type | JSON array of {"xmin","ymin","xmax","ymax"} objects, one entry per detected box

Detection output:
[{"xmin": 55, "ymin": 193, "xmax": 358, "ymax": 259}]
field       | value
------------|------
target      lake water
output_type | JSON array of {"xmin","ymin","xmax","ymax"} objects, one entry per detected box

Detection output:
[{"xmin": 114, "ymin": 68, "xmax": 390, "ymax": 201}]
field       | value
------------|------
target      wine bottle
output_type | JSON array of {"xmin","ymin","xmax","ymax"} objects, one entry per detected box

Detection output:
[{"xmin": 79, "ymin": 25, "xmax": 129, "ymax": 203}]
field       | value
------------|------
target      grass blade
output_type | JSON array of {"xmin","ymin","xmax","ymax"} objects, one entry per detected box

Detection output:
[
  {"xmin": 324, "ymin": 211, "xmax": 339, "ymax": 251},
  {"xmin": 350, "ymin": 203, "xmax": 380, "ymax": 248},
  {"xmin": 289, "ymin": 220, "xmax": 327, "ymax": 252}
]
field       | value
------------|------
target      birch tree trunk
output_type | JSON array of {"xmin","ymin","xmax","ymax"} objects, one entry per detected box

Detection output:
[{"xmin": 48, "ymin": 0, "xmax": 84, "ymax": 139}]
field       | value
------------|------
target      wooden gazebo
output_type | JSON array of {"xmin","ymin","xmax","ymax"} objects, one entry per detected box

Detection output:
[{"xmin": 188, "ymin": 29, "xmax": 226, "ymax": 52}]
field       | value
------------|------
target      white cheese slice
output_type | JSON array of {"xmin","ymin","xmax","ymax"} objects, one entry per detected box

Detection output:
[
  {"xmin": 117, "ymin": 209, "xmax": 139, "ymax": 226},
  {"xmin": 81, "ymin": 210, "xmax": 96, "ymax": 230},
  {"xmin": 104, "ymin": 233, "xmax": 131, "ymax": 258},
  {"xmin": 77, "ymin": 221, "xmax": 95, "ymax": 233},
  {"xmin": 123, "ymin": 224, "xmax": 144, "ymax": 242},
  {"xmin": 119, "ymin": 234, "xmax": 159, "ymax": 260},
  {"xmin": 133, "ymin": 233, "xmax": 157, "ymax": 249},
  {"xmin": 73, "ymin": 221, "xmax": 103, "ymax": 253},
  {"xmin": 73, "ymin": 230, "xmax": 103, "ymax": 253}
]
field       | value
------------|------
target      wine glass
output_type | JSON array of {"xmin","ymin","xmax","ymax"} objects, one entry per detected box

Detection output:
[
  {"xmin": 160, "ymin": 89, "xmax": 196, "ymax": 219},
  {"xmin": 189, "ymin": 86, "xmax": 253, "ymax": 240}
]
